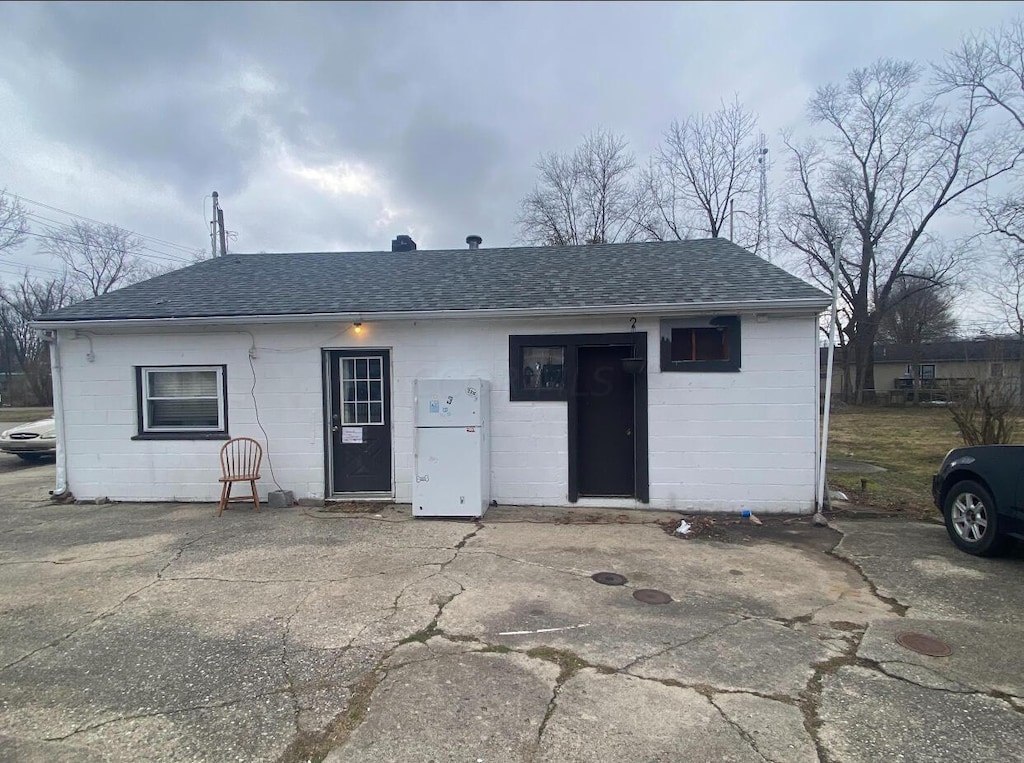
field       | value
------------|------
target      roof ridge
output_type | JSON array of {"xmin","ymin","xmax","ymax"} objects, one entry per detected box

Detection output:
[{"xmin": 38, "ymin": 238, "xmax": 830, "ymax": 323}]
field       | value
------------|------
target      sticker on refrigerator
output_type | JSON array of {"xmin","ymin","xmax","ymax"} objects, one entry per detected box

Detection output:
[
  {"xmin": 429, "ymin": 399, "xmax": 439, "ymax": 413},
  {"xmin": 341, "ymin": 427, "xmax": 363, "ymax": 444}
]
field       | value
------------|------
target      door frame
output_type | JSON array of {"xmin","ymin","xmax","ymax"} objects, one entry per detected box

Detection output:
[
  {"xmin": 563, "ymin": 332, "xmax": 649, "ymax": 503},
  {"xmin": 321, "ymin": 347, "xmax": 395, "ymax": 497}
]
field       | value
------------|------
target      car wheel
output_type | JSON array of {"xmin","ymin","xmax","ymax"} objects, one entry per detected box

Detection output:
[{"xmin": 943, "ymin": 480, "xmax": 1009, "ymax": 557}]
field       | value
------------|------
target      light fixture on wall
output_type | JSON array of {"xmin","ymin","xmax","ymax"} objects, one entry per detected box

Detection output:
[{"xmin": 353, "ymin": 321, "xmax": 363, "ymax": 334}]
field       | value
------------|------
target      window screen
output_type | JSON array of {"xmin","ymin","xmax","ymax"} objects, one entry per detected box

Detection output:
[{"xmin": 138, "ymin": 366, "xmax": 226, "ymax": 435}]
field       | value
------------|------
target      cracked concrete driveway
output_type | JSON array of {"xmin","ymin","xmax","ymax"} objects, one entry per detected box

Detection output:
[{"xmin": 1, "ymin": 459, "xmax": 1023, "ymax": 762}]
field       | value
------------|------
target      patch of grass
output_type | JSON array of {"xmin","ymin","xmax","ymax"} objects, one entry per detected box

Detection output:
[
  {"xmin": 277, "ymin": 666, "xmax": 385, "ymax": 763},
  {"xmin": 827, "ymin": 405, "xmax": 1024, "ymax": 517},
  {"xmin": 525, "ymin": 646, "xmax": 589, "ymax": 682},
  {"xmin": 398, "ymin": 626, "xmax": 440, "ymax": 645},
  {"xmin": 479, "ymin": 644, "xmax": 513, "ymax": 653},
  {"xmin": 0, "ymin": 407, "xmax": 53, "ymax": 423}
]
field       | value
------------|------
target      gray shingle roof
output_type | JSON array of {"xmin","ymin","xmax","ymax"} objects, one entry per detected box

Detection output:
[
  {"xmin": 38, "ymin": 239, "xmax": 829, "ymax": 323},
  {"xmin": 819, "ymin": 339, "xmax": 1023, "ymax": 367},
  {"xmin": 875, "ymin": 339, "xmax": 1023, "ymax": 363}
]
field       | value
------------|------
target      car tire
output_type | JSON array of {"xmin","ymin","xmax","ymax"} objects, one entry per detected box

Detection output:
[{"xmin": 943, "ymin": 480, "xmax": 1009, "ymax": 557}]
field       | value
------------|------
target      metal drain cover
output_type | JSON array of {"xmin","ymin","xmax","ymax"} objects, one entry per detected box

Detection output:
[
  {"xmin": 633, "ymin": 589, "xmax": 673, "ymax": 605},
  {"xmin": 592, "ymin": 572, "xmax": 627, "ymax": 586},
  {"xmin": 895, "ymin": 632, "xmax": 952, "ymax": 657}
]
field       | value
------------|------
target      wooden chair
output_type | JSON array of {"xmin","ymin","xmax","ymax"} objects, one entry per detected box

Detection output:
[{"xmin": 217, "ymin": 437, "xmax": 263, "ymax": 517}]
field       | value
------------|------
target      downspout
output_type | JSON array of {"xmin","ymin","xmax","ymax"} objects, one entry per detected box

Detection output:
[
  {"xmin": 43, "ymin": 330, "xmax": 69, "ymax": 498},
  {"xmin": 816, "ymin": 240, "xmax": 841, "ymax": 522}
]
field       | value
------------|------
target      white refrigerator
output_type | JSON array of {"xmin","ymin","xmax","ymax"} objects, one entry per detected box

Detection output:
[{"xmin": 413, "ymin": 379, "xmax": 490, "ymax": 518}]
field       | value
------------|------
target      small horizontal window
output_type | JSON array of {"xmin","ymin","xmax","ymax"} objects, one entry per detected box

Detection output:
[
  {"xmin": 671, "ymin": 327, "xmax": 730, "ymax": 362},
  {"xmin": 136, "ymin": 365, "xmax": 228, "ymax": 438},
  {"xmin": 661, "ymin": 317, "xmax": 740, "ymax": 372}
]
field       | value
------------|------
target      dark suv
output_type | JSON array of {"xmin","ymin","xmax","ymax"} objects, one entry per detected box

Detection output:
[{"xmin": 932, "ymin": 445, "xmax": 1024, "ymax": 556}]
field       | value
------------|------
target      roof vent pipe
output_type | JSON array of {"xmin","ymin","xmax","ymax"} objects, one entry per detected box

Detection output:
[{"xmin": 466, "ymin": 235, "xmax": 482, "ymax": 250}]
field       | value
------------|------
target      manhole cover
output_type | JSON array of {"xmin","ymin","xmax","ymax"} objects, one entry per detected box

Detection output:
[
  {"xmin": 633, "ymin": 589, "xmax": 673, "ymax": 605},
  {"xmin": 591, "ymin": 572, "xmax": 627, "ymax": 586},
  {"xmin": 895, "ymin": 632, "xmax": 952, "ymax": 657}
]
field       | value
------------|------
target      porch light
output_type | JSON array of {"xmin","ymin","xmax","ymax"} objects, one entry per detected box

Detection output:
[{"xmin": 353, "ymin": 322, "xmax": 363, "ymax": 334}]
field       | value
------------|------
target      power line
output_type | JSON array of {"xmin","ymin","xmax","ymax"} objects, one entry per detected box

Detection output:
[
  {"xmin": 13, "ymin": 193, "xmax": 202, "ymax": 254},
  {"xmin": 0, "ymin": 255, "xmax": 67, "ymax": 281},
  {"xmin": 20, "ymin": 213, "xmax": 193, "ymax": 264},
  {"xmin": 7, "ymin": 192, "xmax": 204, "ymax": 256},
  {"xmin": 1, "ymin": 224, "xmax": 191, "ymax": 267},
  {"xmin": 22, "ymin": 209, "xmax": 194, "ymax": 260}
]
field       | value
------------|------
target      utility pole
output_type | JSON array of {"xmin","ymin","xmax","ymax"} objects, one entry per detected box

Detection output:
[
  {"xmin": 218, "ymin": 206, "xmax": 228, "ymax": 257},
  {"xmin": 210, "ymin": 191, "xmax": 220, "ymax": 257}
]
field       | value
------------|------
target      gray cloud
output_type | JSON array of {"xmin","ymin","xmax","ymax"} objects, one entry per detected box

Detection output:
[{"xmin": 0, "ymin": 0, "xmax": 1019, "ymax": 270}]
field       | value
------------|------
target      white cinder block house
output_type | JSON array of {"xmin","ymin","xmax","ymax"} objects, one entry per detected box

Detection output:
[{"xmin": 35, "ymin": 238, "xmax": 830, "ymax": 513}]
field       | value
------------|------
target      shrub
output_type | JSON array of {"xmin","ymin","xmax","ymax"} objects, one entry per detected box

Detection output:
[{"xmin": 948, "ymin": 380, "xmax": 1021, "ymax": 445}]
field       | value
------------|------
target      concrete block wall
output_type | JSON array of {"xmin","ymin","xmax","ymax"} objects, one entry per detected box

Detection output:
[{"xmin": 55, "ymin": 311, "xmax": 819, "ymax": 512}]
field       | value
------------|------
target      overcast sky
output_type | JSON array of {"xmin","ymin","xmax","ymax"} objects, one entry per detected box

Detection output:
[{"xmin": 0, "ymin": 1, "xmax": 1019, "ymax": 285}]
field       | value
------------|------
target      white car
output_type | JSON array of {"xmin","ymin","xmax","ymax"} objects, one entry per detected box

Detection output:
[{"xmin": 0, "ymin": 418, "xmax": 57, "ymax": 460}]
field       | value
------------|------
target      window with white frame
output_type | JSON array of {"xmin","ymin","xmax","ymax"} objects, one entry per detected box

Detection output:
[
  {"xmin": 341, "ymin": 357, "xmax": 385, "ymax": 424},
  {"xmin": 135, "ymin": 365, "xmax": 228, "ymax": 438}
]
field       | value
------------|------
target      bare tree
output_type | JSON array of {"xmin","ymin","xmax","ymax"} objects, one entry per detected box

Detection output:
[
  {"xmin": 877, "ymin": 275, "xmax": 959, "ymax": 345},
  {"xmin": 39, "ymin": 220, "xmax": 154, "ymax": 298},
  {"xmin": 781, "ymin": 59, "xmax": 1018, "ymax": 403},
  {"xmin": 0, "ymin": 189, "xmax": 29, "ymax": 255},
  {"xmin": 937, "ymin": 18, "xmax": 1024, "ymax": 402},
  {"xmin": 0, "ymin": 275, "xmax": 75, "ymax": 405},
  {"xmin": 643, "ymin": 98, "xmax": 762, "ymax": 249},
  {"xmin": 936, "ymin": 17, "xmax": 1024, "ymax": 244},
  {"xmin": 516, "ymin": 130, "xmax": 646, "ymax": 245},
  {"xmin": 982, "ymin": 242, "xmax": 1024, "ymax": 403}
]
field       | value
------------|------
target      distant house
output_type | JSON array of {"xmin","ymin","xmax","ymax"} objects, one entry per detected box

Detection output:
[
  {"xmin": 821, "ymin": 338, "xmax": 1023, "ymax": 400},
  {"xmin": 35, "ymin": 238, "xmax": 829, "ymax": 514}
]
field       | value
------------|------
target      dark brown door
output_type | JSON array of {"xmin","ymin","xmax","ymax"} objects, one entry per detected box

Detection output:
[
  {"xmin": 328, "ymin": 350, "xmax": 392, "ymax": 493},
  {"xmin": 576, "ymin": 345, "xmax": 635, "ymax": 497}
]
